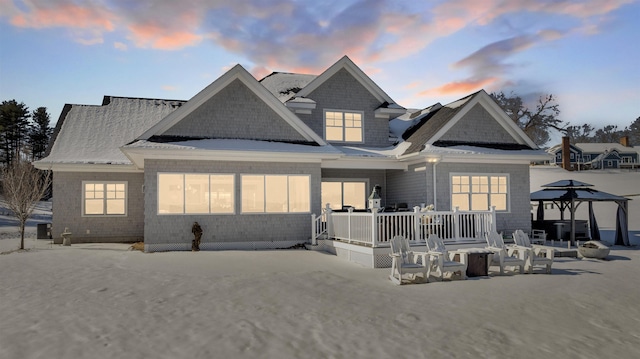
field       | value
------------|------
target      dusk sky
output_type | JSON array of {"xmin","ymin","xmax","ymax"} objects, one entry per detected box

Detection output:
[{"xmin": 1, "ymin": 0, "xmax": 638, "ymax": 141}]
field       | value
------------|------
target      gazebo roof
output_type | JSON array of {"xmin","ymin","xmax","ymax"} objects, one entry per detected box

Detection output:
[
  {"xmin": 541, "ymin": 179, "xmax": 594, "ymax": 188},
  {"xmin": 531, "ymin": 188, "xmax": 628, "ymax": 202}
]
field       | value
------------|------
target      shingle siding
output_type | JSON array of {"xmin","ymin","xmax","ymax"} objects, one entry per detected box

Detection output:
[
  {"xmin": 298, "ymin": 68, "xmax": 389, "ymax": 147},
  {"xmin": 385, "ymin": 165, "xmax": 429, "ymax": 209},
  {"xmin": 162, "ymin": 79, "xmax": 306, "ymax": 142},
  {"xmin": 440, "ymin": 103, "xmax": 517, "ymax": 144},
  {"xmin": 51, "ymin": 172, "xmax": 145, "ymax": 243},
  {"xmin": 144, "ymin": 160, "xmax": 321, "ymax": 249},
  {"xmin": 434, "ymin": 163, "xmax": 531, "ymax": 233}
]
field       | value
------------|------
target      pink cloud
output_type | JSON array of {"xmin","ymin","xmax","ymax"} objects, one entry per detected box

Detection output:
[
  {"xmin": 128, "ymin": 23, "xmax": 202, "ymax": 50},
  {"xmin": 10, "ymin": 3, "xmax": 114, "ymax": 31},
  {"xmin": 421, "ymin": 77, "xmax": 499, "ymax": 96}
]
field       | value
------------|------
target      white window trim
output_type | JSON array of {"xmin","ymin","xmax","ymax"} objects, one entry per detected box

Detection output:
[
  {"xmin": 240, "ymin": 174, "xmax": 311, "ymax": 214},
  {"xmin": 450, "ymin": 173, "xmax": 511, "ymax": 213},
  {"xmin": 321, "ymin": 178, "xmax": 370, "ymax": 210},
  {"xmin": 157, "ymin": 173, "xmax": 236, "ymax": 216},
  {"xmin": 82, "ymin": 181, "xmax": 128, "ymax": 217},
  {"xmin": 323, "ymin": 109, "xmax": 365, "ymax": 144}
]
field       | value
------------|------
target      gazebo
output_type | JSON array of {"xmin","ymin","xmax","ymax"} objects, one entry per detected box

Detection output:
[{"xmin": 531, "ymin": 179, "xmax": 630, "ymax": 246}]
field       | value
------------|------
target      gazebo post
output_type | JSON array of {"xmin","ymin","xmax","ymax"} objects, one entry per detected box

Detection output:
[{"xmin": 570, "ymin": 197, "xmax": 576, "ymax": 246}]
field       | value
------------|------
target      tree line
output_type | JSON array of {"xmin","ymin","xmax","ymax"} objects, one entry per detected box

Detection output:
[
  {"xmin": 490, "ymin": 92, "xmax": 639, "ymax": 148},
  {"xmin": 0, "ymin": 99, "xmax": 53, "ymax": 166}
]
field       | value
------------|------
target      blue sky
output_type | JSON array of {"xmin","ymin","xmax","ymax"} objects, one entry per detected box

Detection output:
[{"xmin": 1, "ymin": 0, "xmax": 638, "ymax": 140}]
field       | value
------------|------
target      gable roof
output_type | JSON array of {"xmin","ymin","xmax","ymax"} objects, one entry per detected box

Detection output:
[
  {"xmin": 401, "ymin": 90, "xmax": 538, "ymax": 155},
  {"xmin": 35, "ymin": 96, "xmax": 184, "ymax": 168},
  {"xmin": 295, "ymin": 56, "xmax": 402, "ymax": 108},
  {"xmin": 137, "ymin": 64, "xmax": 326, "ymax": 145}
]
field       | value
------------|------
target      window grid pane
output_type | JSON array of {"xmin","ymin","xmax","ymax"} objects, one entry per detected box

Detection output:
[
  {"xmin": 325, "ymin": 111, "xmax": 362, "ymax": 143},
  {"xmin": 84, "ymin": 182, "xmax": 126, "ymax": 216},
  {"xmin": 451, "ymin": 175, "xmax": 508, "ymax": 211}
]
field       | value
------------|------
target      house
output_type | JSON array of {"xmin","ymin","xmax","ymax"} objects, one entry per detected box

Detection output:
[
  {"xmin": 548, "ymin": 136, "xmax": 639, "ymax": 170},
  {"xmin": 35, "ymin": 56, "xmax": 549, "ymax": 253}
]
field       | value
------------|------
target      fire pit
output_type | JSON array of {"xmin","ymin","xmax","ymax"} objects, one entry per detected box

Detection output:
[{"xmin": 578, "ymin": 241, "xmax": 610, "ymax": 259}]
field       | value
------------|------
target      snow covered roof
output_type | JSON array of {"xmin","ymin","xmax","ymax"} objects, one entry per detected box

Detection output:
[
  {"xmin": 576, "ymin": 143, "xmax": 637, "ymax": 154},
  {"xmin": 37, "ymin": 97, "xmax": 184, "ymax": 166},
  {"xmin": 259, "ymin": 72, "xmax": 317, "ymax": 102},
  {"xmin": 420, "ymin": 144, "xmax": 550, "ymax": 161}
]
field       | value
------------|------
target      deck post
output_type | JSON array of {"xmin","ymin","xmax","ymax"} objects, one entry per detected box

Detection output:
[
  {"xmin": 311, "ymin": 213, "xmax": 317, "ymax": 245},
  {"xmin": 453, "ymin": 206, "xmax": 460, "ymax": 241},
  {"xmin": 347, "ymin": 207, "xmax": 353, "ymax": 243},
  {"xmin": 413, "ymin": 206, "xmax": 421, "ymax": 242},
  {"xmin": 490, "ymin": 206, "xmax": 497, "ymax": 235},
  {"xmin": 371, "ymin": 209, "xmax": 378, "ymax": 247},
  {"xmin": 325, "ymin": 204, "xmax": 333, "ymax": 240}
]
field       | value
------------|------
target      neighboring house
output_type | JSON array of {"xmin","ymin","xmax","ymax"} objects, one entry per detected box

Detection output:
[
  {"xmin": 35, "ymin": 56, "xmax": 548, "ymax": 252},
  {"xmin": 548, "ymin": 140, "xmax": 639, "ymax": 170},
  {"xmin": 547, "ymin": 142, "xmax": 583, "ymax": 169}
]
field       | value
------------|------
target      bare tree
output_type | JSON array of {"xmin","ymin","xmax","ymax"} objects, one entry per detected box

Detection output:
[
  {"xmin": 1, "ymin": 160, "xmax": 51, "ymax": 250},
  {"xmin": 491, "ymin": 92, "xmax": 564, "ymax": 146},
  {"xmin": 565, "ymin": 123, "xmax": 596, "ymax": 143}
]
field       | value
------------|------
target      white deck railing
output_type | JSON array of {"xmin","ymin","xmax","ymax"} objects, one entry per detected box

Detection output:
[{"xmin": 312, "ymin": 206, "xmax": 496, "ymax": 247}]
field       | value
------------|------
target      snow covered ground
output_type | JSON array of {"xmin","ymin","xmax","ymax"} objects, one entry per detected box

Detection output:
[{"xmin": 0, "ymin": 167, "xmax": 639, "ymax": 358}]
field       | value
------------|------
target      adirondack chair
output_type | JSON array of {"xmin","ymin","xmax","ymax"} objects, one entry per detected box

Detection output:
[
  {"xmin": 512, "ymin": 230, "xmax": 554, "ymax": 274},
  {"xmin": 485, "ymin": 231, "xmax": 525, "ymax": 275},
  {"xmin": 530, "ymin": 229, "xmax": 547, "ymax": 245},
  {"xmin": 389, "ymin": 236, "xmax": 429, "ymax": 285},
  {"xmin": 425, "ymin": 234, "xmax": 467, "ymax": 281}
]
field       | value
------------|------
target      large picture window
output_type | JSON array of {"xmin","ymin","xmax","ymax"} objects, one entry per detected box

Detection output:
[
  {"xmin": 83, "ymin": 181, "xmax": 127, "ymax": 216},
  {"xmin": 158, "ymin": 173, "xmax": 234, "ymax": 214},
  {"xmin": 325, "ymin": 110, "xmax": 363, "ymax": 142},
  {"xmin": 451, "ymin": 174, "xmax": 508, "ymax": 211},
  {"xmin": 321, "ymin": 180, "xmax": 367, "ymax": 210},
  {"xmin": 241, "ymin": 175, "xmax": 310, "ymax": 213}
]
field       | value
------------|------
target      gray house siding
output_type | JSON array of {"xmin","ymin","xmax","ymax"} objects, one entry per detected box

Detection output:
[
  {"xmin": 298, "ymin": 68, "xmax": 390, "ymax": 147},
  {"xmin": 144, "ymin": 159, "xmax": 321, "ymax": 251},
  {"xmin": 434, "ymin": 163, "xmax": 532, "ymax": 234},
  {"xmin": 385, "ymin": 164, "xmax": 429, "ymax": 209},
  {"xmin": 439, "ymin": 103, "xmax": 517, "ymax": 144},
  {"xmin": 161, "ymin": 79, "xmax": 306, "ymax": 142},
  {"xmin": 51, "ymin": 171, "xmax": 144, "ymax": 243}
]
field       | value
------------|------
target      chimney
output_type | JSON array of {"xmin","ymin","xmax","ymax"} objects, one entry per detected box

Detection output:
[
  {"xmin": 562, "ymin": 136, "xmax": 572, "ymax": 171},
  {"xmin": 620, "ymin": 135, "xmax": 630, "ymax": 147}
]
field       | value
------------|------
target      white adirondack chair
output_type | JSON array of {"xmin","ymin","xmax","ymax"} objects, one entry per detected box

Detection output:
[
  {"xmin": 512, "ymin": 230, "xmax": 554, "ymax": 274},
  {"xmin": 389, "ymin": 236, "xmax": 429, "ymax": 285},
  {"xmin": 426, "ymin": 234, "xmax": 467, "ymax": 281},
  {"xmin": 485, "ymin": 231, "xmax": 525, "ymax": 275},
  {"xmin": 530, "ymin": 229, "xmax": 547, "ymax": 245}
]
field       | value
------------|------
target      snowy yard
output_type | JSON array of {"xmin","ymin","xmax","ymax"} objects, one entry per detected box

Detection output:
[{"xmin": 1, "ymin": 240, "xmax": 639, "ymax": 358}]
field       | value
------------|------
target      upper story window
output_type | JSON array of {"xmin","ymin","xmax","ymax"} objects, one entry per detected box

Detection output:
[
  {"xmin": 325, "ymin": 110, "xmax": 363, "ymax": 143},
  {"xmin": 83, "ymin": 181, "xmax": 127, "ymax": 216}
]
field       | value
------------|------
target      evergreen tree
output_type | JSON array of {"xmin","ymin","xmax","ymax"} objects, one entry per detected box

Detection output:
[
  {"xmin": 0, "ymin": 100, "xmax": 31, "ymax": 166},
  {"xmin": 28, "ymin": 107, "xmax": 53, "ymax": 161}
]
